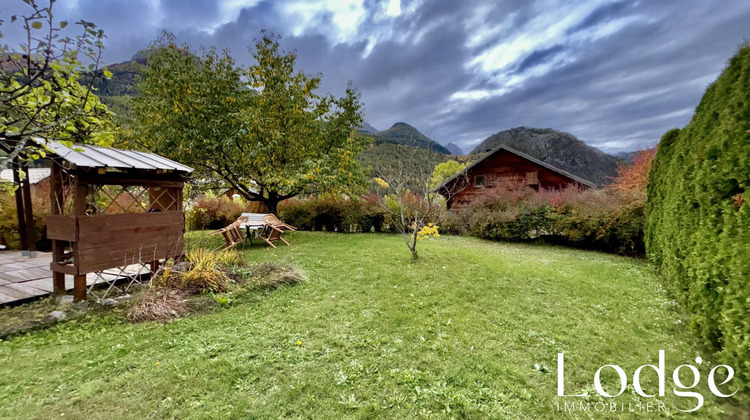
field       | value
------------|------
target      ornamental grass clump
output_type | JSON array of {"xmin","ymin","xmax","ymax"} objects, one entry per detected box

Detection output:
[
  {"xmin": 244, "ymin": 263, "xmax": 308, "ymax": 290},
  {"xmin": 179, "ymin": 249, "xmax": 241, "ymax": 292},
  {"xmin": 128, "ymin": 249, "xmax": 306, "ymax": 322},
  {"xmin": 150, "ymin": 249, "xmax": 242, "ymax": 292},
  {"xmin": 126, "ymin": 288, "xmax": 189, "ymax": 323}
]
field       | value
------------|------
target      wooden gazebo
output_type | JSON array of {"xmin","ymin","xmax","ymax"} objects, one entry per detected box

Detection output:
[{"xmin": 42, "ymin": 140, "xmax": 193, "ymax": 300}]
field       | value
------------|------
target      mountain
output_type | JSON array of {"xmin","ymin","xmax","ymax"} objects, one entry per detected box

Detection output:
[
  {"xmin": 444, "ymin": 142, "xmax": 464, "ymax": 155},
  {"xmin": 373, "ymin": 122, "xmax": 451, "ymax": 154},
  {"xmin": 358, "ymin": 142, "xmax": 454, "ymax": 192},
  {"xmin": 357, "ymin": 122, "xmax": 380, "ymax": 135},
  {"xmin": 93, "ymin": 59, "xmax": 144, "ymax": 97},
  {"xmin": 79, "ymin": 53, "xmax": 147, "ymax": 120},
  {"xmin": 469, "ymin": 127, "xmax": 618, "ymax": 186},
  {"xmin": 613, "ymin": 150, "xmax": 639, "ymax": 165}
]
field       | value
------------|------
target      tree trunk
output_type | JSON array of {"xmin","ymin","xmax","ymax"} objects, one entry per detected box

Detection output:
[
  {"xmin": 236, "ymin": 189, "xmax": 281, "ymax": 215},
  {"xmin": 410, "ymin": 231, "xmax": 419, "ymax": 260},
  {"xmin": 12, "ymin": 159, "xmax": 29, "ymax": 250},
  {"xmin": 21, "ymin": 164, "xmax": 37, "ymax": 251},
  {"xmin": 264, "ymin": 196, "xmax": 280, "ymax": 215}
]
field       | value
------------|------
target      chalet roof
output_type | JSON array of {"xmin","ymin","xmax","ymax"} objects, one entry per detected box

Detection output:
[
  {"xmin": 436, "ymin": 144, "xmax": 597, "ymax": 191},
  {"xmin": 41, "ymin": 139, "xmax": 194, "ymax": 174}
]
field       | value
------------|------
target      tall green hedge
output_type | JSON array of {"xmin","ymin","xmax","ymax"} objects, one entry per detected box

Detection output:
[{"xmin": 646, "ymin": 46, "xmax": 750, "ymax": 382}]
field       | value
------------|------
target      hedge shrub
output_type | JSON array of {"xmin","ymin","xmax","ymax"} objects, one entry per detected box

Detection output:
[
  {"xmin": 646, "ymin": 46, "xmax": 750, "ymax": 385},
  {"xmin": 279, "ymin": 195, "xmax": 387, "ymax": 232},
  {"xmin": 186, "ymin": 195, "xmax": 265, "ymax": 230},
  {"xmin": 441, "ymin": 181, "xmax": 646, "ymax": 255}
]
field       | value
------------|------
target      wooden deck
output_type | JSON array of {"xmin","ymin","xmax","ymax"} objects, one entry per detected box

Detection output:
[{"xmin": 0, "ymin": 251, "xmax": 149, "ymax": 305}]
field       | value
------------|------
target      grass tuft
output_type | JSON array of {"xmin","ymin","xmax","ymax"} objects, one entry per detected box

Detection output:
[
  {"xmin": 152, "ymin": 249, "xmax": 242, "ymax": 292},
  {"xmin": 126, "ymin": 288, "xmax": 189, "ymax": 322},
  {"xmin": 179, "ymin": 249, "xmax": 233, "ymax": 292},
  {"xmin": 243, "ymin": 263, "xmax": 308, "ymax": 290}
]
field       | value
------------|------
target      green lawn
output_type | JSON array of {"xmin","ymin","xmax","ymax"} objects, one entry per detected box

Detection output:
[{"xmin": 0, "ymin": 232, "xmax": 741, "ymax": 418}]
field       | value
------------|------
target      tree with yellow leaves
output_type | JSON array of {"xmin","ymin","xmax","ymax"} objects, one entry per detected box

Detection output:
[{"xmin": 374, "ymin": 141, "xmax": 469, "ymax": 259}]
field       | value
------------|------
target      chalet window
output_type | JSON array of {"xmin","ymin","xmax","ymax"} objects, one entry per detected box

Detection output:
[
  {"xmin": 526, "ymin": 171, "xmax": 539, "ymax": 186},
  {"xmin": 474, "ymin": 175, "xmax": 485, "ymax": 187}
]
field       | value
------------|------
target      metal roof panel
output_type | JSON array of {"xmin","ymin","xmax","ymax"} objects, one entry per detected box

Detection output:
[{"xmin": 39, "ymin": 139, "xmax": 194, "ymax": 173}]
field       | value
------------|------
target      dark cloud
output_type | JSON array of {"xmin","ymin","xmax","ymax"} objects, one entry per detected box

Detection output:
[
  {"xmin": 515, "ymin": 45, "xmax": 565, "ymax": 74},
  {"xmin": 437, "ymin": 1, "xmax": 750, "ymax": 152},
  {"xmin": 160, "ymin": 0, "xmax": 221, "ymax": 26},
  {"xmin": 569, "ymin": 0, "xmax": 633, "ymax": 34},
  {"xmin": 2, "ymin": 0, "xmax": 750, "ymax": 152}
]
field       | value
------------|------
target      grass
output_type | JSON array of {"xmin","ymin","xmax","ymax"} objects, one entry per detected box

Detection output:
[{"xmin": 0, "ymin": 232, "xmax": 744, "ymax": 418}]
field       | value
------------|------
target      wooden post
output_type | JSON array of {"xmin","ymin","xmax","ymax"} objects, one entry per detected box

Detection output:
[
  {"xmin": 176, "ymin": 187, "xmax": 183, "ymax": 212},
  {"xmin": 50, "ymin": 164, "xmax": 66, "ymax": 294},
  {"xmin": 12, "ymin": 159, "xmax": 29, "ymax": 251},
  {"xmin": 73, "ymin": 275, "xmax": 87, "ymax": 301},
  {"xmin": 21, "ymin": 164, "xmax": 37, "ymax": 252},
  {"xmin": 72, "ymin": 180, "xmax": 88, "ymax": 301}
]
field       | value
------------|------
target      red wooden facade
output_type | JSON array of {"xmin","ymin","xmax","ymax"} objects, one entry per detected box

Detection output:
[{"xmin": 437, "ymin": 145, "xmax": 596, "ymax": 209}]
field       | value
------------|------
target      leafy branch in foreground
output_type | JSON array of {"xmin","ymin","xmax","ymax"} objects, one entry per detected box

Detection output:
[{"xmin": 0, "ymin": 0, "xmax": 113, "ymax": 167}]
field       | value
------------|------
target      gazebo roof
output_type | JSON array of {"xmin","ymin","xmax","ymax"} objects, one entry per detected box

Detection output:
[{"xmin": 43, "ymin": 139, "xmax": 193, "ymax": 174}]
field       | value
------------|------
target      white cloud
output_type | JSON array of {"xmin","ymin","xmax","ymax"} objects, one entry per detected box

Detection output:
[
  {"xmin": 385, "ymin": 0, "xmax": 401, "ymax": 17},
  {"xmin": 469, "ymin": 0, "xmax": 608, "ymax": 74},
  {"xmin": 280, "ymin": 0, "xmax": 367, "ymax": 42},
  {"xmin": 449, "ymin": 0, "xmax": 638, "ymax": 109}
]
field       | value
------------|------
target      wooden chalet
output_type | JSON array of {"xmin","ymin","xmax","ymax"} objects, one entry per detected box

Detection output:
[
  {"xmin": 39, "ymin": 140, "xmax": 193, "ymax": 300},
  {"xmin": 436, "ymin": 145, "xmax": 596, "ymax": 210}
]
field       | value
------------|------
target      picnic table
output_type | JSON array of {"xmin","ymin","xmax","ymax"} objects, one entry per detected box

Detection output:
[
  {"xmin": 238, "ymin": 213, "xmax": 270, "ymax": 242},
  {"xmin": 214, "ymin": 213, "xmax": 295, "ymax": 250}
]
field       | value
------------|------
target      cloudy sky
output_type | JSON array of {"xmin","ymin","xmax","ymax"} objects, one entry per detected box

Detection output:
[{"xmin": 3, "ymin": 0, "xmax": 750, "ymax": 153}]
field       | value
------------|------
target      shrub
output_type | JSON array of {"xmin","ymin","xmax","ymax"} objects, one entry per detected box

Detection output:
[
  {"xmin": 186, "ymin": 195, "xmax": 265, "ymax": 230},
  {"xmin": 612, "ymin": 147, "xmax": 657, "ymax": 194},
  {"xmin": 550, "ymin": 190, "xmax": 645, "ymax": 255},
  {"xmin": 442, "ymin": 180, "xmax": 646, "ymax": 255},
  {"xmin": 437, "ymin": 209, "xmax": 471, "ymax": 235},
  {"xmin": 279, "ymin": 195, "xmax": 387, "ymax": 232},
  {"xmin": 646, "ymin": 46, "xmax": 750, "ymax": 386},
  {"xmin": 0, "ymin": 182, "xmax": 50, "ymax": 250},
  {"xmin": 277, "ymin": 198, "xmax": 316, "ymax": 230},
  {"xmin": 470, "ymin": 206, "xmax": 551, "ymax": 242},
  {"xmin": 344, "ymin": 195, "xmax": 387, "ymax": 232},
  {"xmin": 278, "ymin": 196, "xmax": 340, "ymax": 231}
]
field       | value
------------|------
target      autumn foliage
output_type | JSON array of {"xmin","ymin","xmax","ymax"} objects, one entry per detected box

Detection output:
[{"xmin": 612, "ymin": 147, "xmax": 657, "ymax": 194}]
